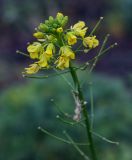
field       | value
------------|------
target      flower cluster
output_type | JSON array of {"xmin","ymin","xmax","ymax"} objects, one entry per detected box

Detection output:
[{"xmin": 24, "ymin": 12, "xmax": 99, "ymax": 74}]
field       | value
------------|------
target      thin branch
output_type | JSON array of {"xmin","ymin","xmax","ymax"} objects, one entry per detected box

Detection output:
[
  {"xmin": 23, "ymin": 74, "xmax": 49, "ymax": 79},
  {"xmin": 77, "ymin": 43, "xmax": 118, "ymax": 69},
  {"xmin": 92, "ymin": 131, "xmax": 119, "ymax": 145},
  {"xmin": 56, "ymin": 114, "xmax": 86, "ymax": 126},
  {"xmin": 80, "ymin": 43, "xmax": 118, "ymax": 87},
  {"xmin": 56, "ymin": 115, "xmax": 75, "ymax": 125},
  {"xmin": 54, "ymin": 69, "xmax": 74, "ymax": 90},
  {"xmin": 88, "ymin": 42, "xmax": 118, "ymax": 63},
  {"xmin": 89, "ymin": 34, "xmax": 110, "ymax": 73},
  {"xmin": 75, "ymin": 41, "xmax": 83, "ymax": 52},
  {"xmin": 89, "ymin": 17, "xmax": 104, "ymax": 36},
  {"xmin": 63, "ymin": 131, "xmax": 90, "ymax": 160},
  {"xmin": 74, "ymin": 121, "xmax": 120, "ymax": 145},
  {"xmin": 23, "ymin": 70, "xmax": 70, "ymax": 79},
  {"xmin": 16, "ymin": 50, "xmax": 30, "ymax": 57},
  {"xmin": 50, "ymin": 99, "xmax": 72, "ymax": 119},
  {"xmin": 38, "ymin": 127, "xmax": 90, "ymax": 146},
  {"xmin": 23, "ymin": 66, "xmax": 84, "ymax": 80}
]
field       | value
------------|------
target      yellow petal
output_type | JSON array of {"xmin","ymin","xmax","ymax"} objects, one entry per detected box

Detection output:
[
  {"xmin": 29, "ymin": 52, "xmax": 39, "ymax": 59},
  {"xmin": 73, "ymin": 21, "xmax": 85, "ymax": 29},
  {"xmin": 60, "ymin": 46, "xmax": 75, "ymax": 59},
  {"xmin": 64, "ymin": 58, "xmax": 70, "ymax": 68},
  {"xmin": 25, "ymin": 64, "xmax": 40, "ymax": 74},
  {"xmin": 37, "ymin": 53, "xmax": 48, "ymax": 67},
  {"xmin": 27, "ymin": 42, "xmax": 41, "ymax": 59},
  {"xmin": 45, "ymin": 43, "xmax": 55, "ymax": 60},
  {"xmin": 66, "ymin": 32, "xmax": 77, "ymax": 45},
  {"xmin": 83, "ymin": 36, "xmax": 99, "ymax": 48},
  {"xmin": 56, "ymin": 56, "xmax": 70, "ymax": 70}
]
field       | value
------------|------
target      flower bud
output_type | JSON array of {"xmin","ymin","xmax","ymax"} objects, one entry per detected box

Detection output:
[
  {"xmin": 49, "ymin": 16, "xmax": 54, "ymax": 23},
  {"xmin": 38, "ymin": 23, "xmax": 48, "ymax": 32},
  {"xmin": 53, "ymin": 23, "xmax": 58, "ymax": 28},
  {"xmin": 33, "ymin": 32, "xmax": 45, "ymax": 39},
  {"xmin": 61, "ymin": 16, "xmax": 68, "ymax": 27},
  {"xmin": 45, "ymin": 20, "xmax": 49, "ymax": 25},
  {"xmin": 56, "ymin": 12, "xmax": 64, "ymax": 23},
  {"xmin": 56, "ymin": 27, "xmax": 63, "ymax": 33}
]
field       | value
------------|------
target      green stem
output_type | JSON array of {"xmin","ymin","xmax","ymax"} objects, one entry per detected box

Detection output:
[{"xmin": 69, "ymin": 63, "xmax": 97, "ymax": 160}]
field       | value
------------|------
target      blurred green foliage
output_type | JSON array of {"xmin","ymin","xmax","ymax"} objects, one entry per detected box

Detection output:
[
  {"xmin": 106, "ymin": 0, "xmax": 132, "ymax": 36},
  {"xmin": 2, "ymin": 0, "xmax": 50, "ymax": 22},
  {"xmin": 1, "ymin": 0, "xmax": 132, "ymax": 35},
  {"xmin": 0, "ymin": 73, "xmax": 131, "ymax": 160}
]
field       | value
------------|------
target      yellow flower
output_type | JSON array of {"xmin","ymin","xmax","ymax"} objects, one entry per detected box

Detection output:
[
  {"xmin": 37, "ymin": 43, "xmax": 54, "ymax": 68},
  {"xmin": 60, "ymin": 46, "xmax": 75, "ymax": 59},
  {"xmin": 66, "ymin": 32, "xmax": 77, "ymax": 45},
  {"xmin": 72, "ymin": 21, "xmax": 88, "ymax": 37},
  {"xmin": 73, "ymin": 21, "xmax": 85, "ymax": 29},
  {"xmin": 27, "ymin": 42, "xmax": 42, "ymax": 59},
  {"xmin": 78, "ymin": 27, "xmax": 88, "ymax": 37},
  {"xmin": 45, "ymin": 43, "xmax": 55, "ymax": 60},
  {"xmin": 83, "ymin": 36, "xmax": 99, "ymax": 48},
  {"xmin": 25, "ymin": 63, "xmax": 40, "ymax": 74},
  {"xmin": 55, "ymin": 56, "xmax": 70, "ymax": 70},
  {"xmin": 55, "ymin": 46, "xmax": 75, "ymax": 70},
  {"xmin": 33, "ymin": 32, "xmax": 45, "ymax": 39},
  {"xmin": 57, "ymin": 27, "xmax": 63, "ymax": 33},
  {"xmin": 74, "ymin": 27, "xmax": 87, "ymax": 38},
  {"xmin": 37, "ymin": 53, "xmax": 48, "ymax": 67}
]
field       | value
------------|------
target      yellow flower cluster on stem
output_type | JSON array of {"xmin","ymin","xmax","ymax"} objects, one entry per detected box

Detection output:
[
  {"xmin": 23, "ymin": 12, "xmax": 99, "ymax": 74},
  {"xmin": 19, "ymin": 12, "xmax": 119, "ymax": 160}
]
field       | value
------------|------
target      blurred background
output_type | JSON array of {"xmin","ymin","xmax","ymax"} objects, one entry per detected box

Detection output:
[{"xmin": 0, "ymin": 0, "xmax": 132, "ymax": 160}]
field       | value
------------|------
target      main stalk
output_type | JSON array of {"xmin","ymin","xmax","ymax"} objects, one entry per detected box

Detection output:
[{"xmin": 69, "ymin": 63, "xmax": 97, "ymax": 160}]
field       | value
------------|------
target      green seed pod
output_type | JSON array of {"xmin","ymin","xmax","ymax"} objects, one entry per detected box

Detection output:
[{"xmin": 61, "ymin": 16, "xmax": 68, "ymax": 27}]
